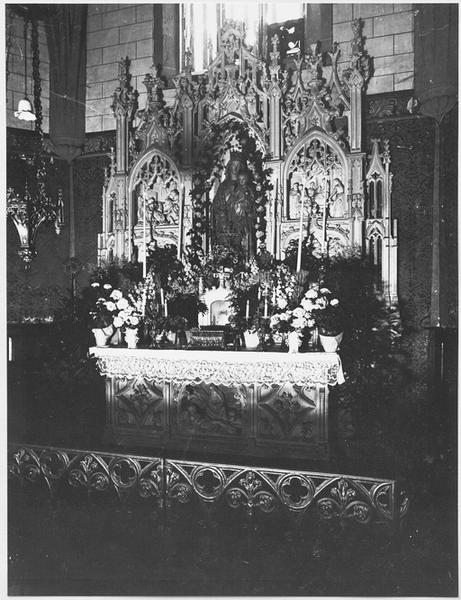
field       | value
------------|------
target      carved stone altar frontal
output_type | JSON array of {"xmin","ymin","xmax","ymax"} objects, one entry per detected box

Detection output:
[{"xmin": 92, "ymin": 348, "xmax": 342, "ymax": 461}]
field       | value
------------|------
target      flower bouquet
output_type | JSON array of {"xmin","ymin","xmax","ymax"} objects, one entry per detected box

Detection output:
[
  {"xmin": 89, "ymin": 282, "xmax": 142, "ymax": 347},
  {"xmin": 301, "ymin": 284, "xmax": 344, "ymax": 351},
  {"xmin": 304, "ymin": 285, "xmax": 344, "ymax": 336}
]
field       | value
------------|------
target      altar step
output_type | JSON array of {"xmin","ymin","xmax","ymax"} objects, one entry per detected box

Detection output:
[{"xmin": 8, "ymin": 443, "xmax": 408, "ymax": 534}]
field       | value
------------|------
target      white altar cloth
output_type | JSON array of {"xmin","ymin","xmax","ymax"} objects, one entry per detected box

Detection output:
[{"xmin": 90, "ymin": 348, "xmax": 345, "ymax": 387}]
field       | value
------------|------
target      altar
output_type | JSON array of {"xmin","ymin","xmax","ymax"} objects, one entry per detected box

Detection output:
[{"xmin": 91, "ymin": 348, "xmax": 344, "ymax": 462}]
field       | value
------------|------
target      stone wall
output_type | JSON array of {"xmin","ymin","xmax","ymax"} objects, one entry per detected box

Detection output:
[
  {"xmin": 333, "ymin": 4, "xmax": 414, "ymax": 94},
  {"xmin": 6, "ymin": 7, "xmax": 50, "ymax": 131},
  {"xmin": 86, "ymin": 4, "xmax": 154, "ymax": 133}
]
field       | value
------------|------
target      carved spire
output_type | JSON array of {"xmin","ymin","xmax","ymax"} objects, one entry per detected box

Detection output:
[
  {"xmin": 348, "ymin": 19, "xmax": 370, "ymax": 83},
  {"xmin": 269, "ymin": 34, "xmax": 280, "ymax": 77},
  {"xmin": 111, "ymin": 57, "xmax": 136, "ymax": 119}
]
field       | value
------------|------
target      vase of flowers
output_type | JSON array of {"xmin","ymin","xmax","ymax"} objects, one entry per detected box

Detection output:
[
  {"xmin": 123, "ymin": 327, "xmax": 139, "ymax": 349},
  {"xmin": 89, "ymin": 282, "xmax": 143, "ymax": 348},
  {"xmin": 287, "ymin": 330, "xmax": 301, "ymax": 353}
]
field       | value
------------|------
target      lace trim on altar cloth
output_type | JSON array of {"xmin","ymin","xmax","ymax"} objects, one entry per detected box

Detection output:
[{"xmin": 91, "ymin": 349, "xmax": 345, "ymax": 386}]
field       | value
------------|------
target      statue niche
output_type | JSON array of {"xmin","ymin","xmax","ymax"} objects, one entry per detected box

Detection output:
[{"xmin": 211, "ymin": 152, "xmax": 256, "ymax": 260}]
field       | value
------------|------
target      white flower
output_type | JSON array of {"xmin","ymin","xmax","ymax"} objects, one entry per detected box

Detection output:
[
  {"xmin": 103, "ymin": 284, "xmax": 112, "ymax": 290},
  {"xmin": 292, "ymin": 306, "xmax": 305, "ymax": 318},
  {"xmin": 105, "ymin": 301, "xmax": 116, "ymax": 312},
  {"xmin": 116, "ymin": 298, "xmax": 129, "ymax": 310},
  {"xmin": 316, "ymin": 297, "xmax": 327, "ymax": 309},
  {"xmin": 279, "ymin": 312, "xmax": 291, "ymax": 321},
  {"xmin": 305, "ymin": 289, "xmax": 318, "ymax": 299},
  {"xmin": 320, "ymin": 287, "xmax": 331, "ymax": 295},
  {"xmin": 128, "ymin": 316, "xmax": 139, "ymax": 327},
  {"xmin": 277, "ymin": 297, "xmax": 288, "ymax": 310},
  {"xmin": 292, "ymin": 317, "xmax": 307, "ymax": 330},
  {"xmin": 330, "ymin": 298, "xmax": 339, "ymax": 306},
  {"xmin": 110, "ymin": 290, "xmax": 123, "ymax": 301},
  {"xmin": 301, "ymin": 298, "xmax": 314, "ymax": 312},
  {"xmin": 113, "ymin": 316, "xmax": 124, "ymax": 328},
  {"xmin": 307, "ymin": 318, "xmax": 315, "ymax": 328},
  {"xmin": 91, "ymin": 282, "xmax": 100, "ymax": 287},
  {"xmin": 270, "ymin": 315, "xmax": 280, "ymax": 327}
]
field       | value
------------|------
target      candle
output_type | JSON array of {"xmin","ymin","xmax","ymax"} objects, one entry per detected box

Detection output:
[
  {"xmin": 160, "ymin": 288, "xmax": 165, "ymax": 306},
  {"xmin": 164, "ymin": 301, "xmax": 168, "ymax": 317},
  {"xmin": 272, "ymin": 288, "xmax": 276, "ymax": 304},
  {"xmin": 8, "ymin": 337, "xmax": 13, "ymax": 362},
  {"xmin": 245, "ymin": 299, "xmax": 250, "ymax": 320},
  {"xmin": 264, "ymin": 297, "xmax": 268, "ymax": 318},
  {"xmin": 258, "ymin": 286, "xmax": 261, "ymax": 301}
]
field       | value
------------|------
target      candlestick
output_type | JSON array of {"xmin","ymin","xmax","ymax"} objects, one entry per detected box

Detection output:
[
  {"xmin": 322, "ymin": 177, "xmax": 330, "ymax": 255},
  {"xmin": 245, "ymin": 299, "xmax": 250, "ymax": 320},
  {"xmin": 177, "ymin": 186, "xmax": 184, "ymax": 260},
  {"xmin": 142, "ymin": 286, "xmax": 146, "ymax": 318},
  {"xmin": 142, "ymin": 190, "xmax": 147, "ymax": 278},
  {"xmin": 296, "ymin": 179, "xmax": 305, "ymax": 273}
]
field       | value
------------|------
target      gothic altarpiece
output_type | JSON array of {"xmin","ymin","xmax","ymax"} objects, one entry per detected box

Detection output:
[
  {"xmin": 99, "ymin": 18, "xmax": 398, "ymax": 304},
  {"xmin": 94, "ymin": 20, "xmax": 399, "ymax": 460}
]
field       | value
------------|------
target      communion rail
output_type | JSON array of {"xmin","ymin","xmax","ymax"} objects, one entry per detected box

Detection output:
[{"xmin": 8, "ymin": 443, "xmax": 408, "ymax": 533}]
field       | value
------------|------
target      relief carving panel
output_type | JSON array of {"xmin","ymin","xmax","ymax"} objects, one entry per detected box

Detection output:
[
  {"xmin": 256, "ymin": 382, "xmax": 324, "ymax": 445},
  {"xmin": 174, "ymin": 382, "xmax": 247, "ymax": 439},
  {"xmin": 114, "ymin": 378, "xmax": 166, "ymax": 431}
]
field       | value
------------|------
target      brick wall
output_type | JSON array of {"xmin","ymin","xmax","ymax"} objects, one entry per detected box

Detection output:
[
  {"xmin": 333, "ymin": 4, "xmax": 414, "ymax": 94},
  {"xmin": 6, "ymin": 8, "xmax": 50, "ymax": 131},
  {"xmin": 86, "ymin": 4, "xmax": 154, "ymax": 133}
]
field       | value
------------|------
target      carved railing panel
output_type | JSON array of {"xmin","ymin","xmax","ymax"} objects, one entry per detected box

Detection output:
[{"xmin": 9, "ymin": 444, "xmax": 408, "ymax": 530}]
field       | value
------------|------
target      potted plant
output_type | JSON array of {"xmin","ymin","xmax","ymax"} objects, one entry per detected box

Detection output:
[
  {"xmin": 89, "ymin": 282, "xmax": 118, "ymax": 346},
  {"xmin": 306, "ymin": 286, "xmax": 344, "ymax": 352},
  {"xmin": 243, "ymin": 314, "xmax": 264, "ymax": 349}
]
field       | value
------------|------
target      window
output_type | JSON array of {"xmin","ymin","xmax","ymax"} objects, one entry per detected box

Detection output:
[{"xmin": 181, "ymin": 3, "xmax": 305, "ymax": 73}]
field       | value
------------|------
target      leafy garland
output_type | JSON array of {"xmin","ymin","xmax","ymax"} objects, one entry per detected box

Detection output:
[{"xmin": 187, "ymin": 119, "xmax": 273, "ymax": 263}]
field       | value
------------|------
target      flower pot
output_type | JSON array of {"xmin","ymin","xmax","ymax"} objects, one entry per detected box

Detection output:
[
  {"xmin": 109, "ymin": 327, "xmax": 122, "ymax": 346},
  {"xmin": 288, "ymin": 330, "xmax": 301, "ymax": 354},
  {"xmin": 92, "ymin": 325, "xmax": 114, "ymax": 347},
  {"xmin": 166, "ymin": 330, "xmax": 176, "ymax": 344},
  {"xmin": 244, "ymin": 330, "xmax": 259, "ymax": 349},
  {"xmin": 319, "ymin": 331, "xmax": 343, "ymax": 352},
  {"xmin": 124, "ymin": 327, "xmax": 139, "ymax": 349}
]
